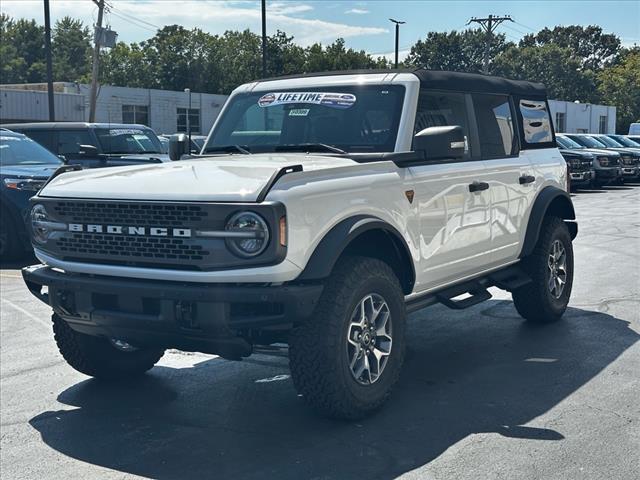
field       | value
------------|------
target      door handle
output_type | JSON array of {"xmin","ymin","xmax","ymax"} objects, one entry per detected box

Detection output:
[
  {"xmin": 519, "ymin": 175, "xmax": 536, "ymax": 185},
  {"xmin": 468, "ymin": 181, "xmax": 490, "ymax": 193}
]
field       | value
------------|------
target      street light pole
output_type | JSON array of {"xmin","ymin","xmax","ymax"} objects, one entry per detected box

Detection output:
[
  {"xmin": 261, "ymin": 0, "xmax": 267, "ymax": 77},
  {"xmin": 389, "ymin": 18, "xmax": 405, "ymax": 69},
  {"xmin": 43, "ymin": 0, "xmax": 55, "ymax": 121},
  {"xmin": 184, "ymin": 88, "xmax": 192, "ymax": 149}
]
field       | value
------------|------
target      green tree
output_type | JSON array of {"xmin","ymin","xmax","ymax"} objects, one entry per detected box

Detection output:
[
  {"xmin": 0, "ymin": 15, "xmax": 46, "ymax": 83},
  {"xmin": 52, "ymin": 16, "xmax": 92, "ymax": 82},
  {"xmin": 520, "ymin": 25, "xmax": 621, "ymax": 70},
  {"xmin": 304, "ymin": 38, "xmax": 387, "ymax": 73},
  {"xmin": 405, "ymin": 29, "xmax": 511, "ymax": 73},
  {"xmin": 100, "ymin": 42, "xmax": 153, "ymax": 88},
  {"xmin": 493, "ymin": 44, "xmax": 597, "ymax": 102},
  {"xmin": 597, "ymin": 47, "xmax": 640, "ymax": 133}
]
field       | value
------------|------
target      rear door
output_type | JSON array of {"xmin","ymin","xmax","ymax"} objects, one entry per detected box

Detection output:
[
  {"xmin": 471, "ymin": 94, "xmax": 535, "ymax": 265},
  {"xmin": 410, "ymin": 90, "xmax": 493, "ymax": 291}
]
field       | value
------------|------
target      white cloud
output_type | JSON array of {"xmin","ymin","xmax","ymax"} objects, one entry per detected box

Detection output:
[
  {"xmin": 373, "ymin": 48, "xmax": 411, "ymax": 62},
  {"xmin": 0, "ymin": 1, "xmax": 386, "ymax": 46},
  {"xmin": 345, "ymin": 8, "xmax": 370, "ymax": 15}
]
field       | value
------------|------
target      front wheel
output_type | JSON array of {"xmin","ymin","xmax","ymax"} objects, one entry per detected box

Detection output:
[
  {"xmin": 289, "ymin": 257, "xmax": 406, "ymax": 419},
  {"xmin": 53, "ymin": 314, "xmax": 165, "ymax": 379},
  {"xmin": 513, "ymin": 217, "xmax": 574, "ymax": 323}
]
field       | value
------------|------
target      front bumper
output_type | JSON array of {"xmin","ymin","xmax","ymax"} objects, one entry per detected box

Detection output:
[
  {"xmin": 595, "ymin": 167, "xmax": 622, "ymax": 182},
  {"xmin": 570, "ymin": 170, "xmax": 593, "ymax": 185},
  {"xmin": 621, "ymin": 166, "xmax": 639, "ymax": 178},
  {"xmin": 22, "ymin": 264, "xmax": 323, "ymax": 358}
]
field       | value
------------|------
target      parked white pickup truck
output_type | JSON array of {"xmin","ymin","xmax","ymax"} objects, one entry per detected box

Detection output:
[{"xmin": 23, "ymin": 69, "xmax": 577, "ymax": 419}]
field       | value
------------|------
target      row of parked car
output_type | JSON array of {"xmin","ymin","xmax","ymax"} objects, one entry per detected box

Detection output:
[
  {"xmin": 557, "ymin": 133, "xmax": 640, "ymax": 190},
  {"xmin": 1, "ymin": 122, "xmax": 639, "ymax": 260}
]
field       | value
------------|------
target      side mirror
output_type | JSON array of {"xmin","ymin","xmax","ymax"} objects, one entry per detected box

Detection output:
[
  {"xmin": 78, "ymin": 144, "xmax": 99, "ymax": 158},
  {"xmin": 414, "ymin": 126, "xmax": 466, "ymax": 162},
  {"xmin": 169, "ymin": 134, "xmax": 189, "ymax": 161}
]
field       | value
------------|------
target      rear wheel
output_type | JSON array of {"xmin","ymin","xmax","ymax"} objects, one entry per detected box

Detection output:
[
  {"xmin": 289, "ymin": 257, "xmax": 406, "ymax": 419},
  {"xmin": 513, "ymin": 217, "xmax": 574, "ymax": 323},
  {"xmin": 53, "ymin": 314, "xmax": 165, "ymax": 379}
]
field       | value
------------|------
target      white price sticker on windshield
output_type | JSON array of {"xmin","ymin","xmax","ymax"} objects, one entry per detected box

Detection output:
[
  {"xmin": 258, "ymin": 92, "xmax": 356, "ymax": 109},
  {"xmin": 288, "ymin": 108, "xmax": 310, "ymax": 117},
  {"xmin": 109, "ymin": 129, "xmax": 144, "ymax": 136}
]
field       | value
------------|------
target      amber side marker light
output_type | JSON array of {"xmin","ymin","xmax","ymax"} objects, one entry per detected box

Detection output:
[{"xmin": 279, "ymin": 216, "xmax": 287, "ymax": 246}]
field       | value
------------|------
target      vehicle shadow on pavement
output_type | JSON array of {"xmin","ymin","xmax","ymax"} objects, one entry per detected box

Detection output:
[{"xmin": 29, "ymin": 300, "xmax": 638, "ymax": 480}]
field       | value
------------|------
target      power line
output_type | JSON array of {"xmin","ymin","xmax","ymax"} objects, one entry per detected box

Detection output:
[{"xmin": 109, "ymin": 10, "xmax": 157, "ymax": 32}]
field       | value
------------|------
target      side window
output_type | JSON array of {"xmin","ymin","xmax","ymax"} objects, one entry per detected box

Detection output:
[
  {"xmin": 20, "ymin": 130, "xmax": 57, "ymax": 153},
  {"xmin": 519, "ymin": 99, "xmax": 553, "ymax": 144},
  {"xmin": 472, "ymin": 94, "xmax": 516, "ymax": 158},
  {"xmin": 414, "ymin": 91, "xmax": 470, "ymax": 159},
  {"xmin": 57, "ymin": 130, "xmax": 95, "ymax": 156}
]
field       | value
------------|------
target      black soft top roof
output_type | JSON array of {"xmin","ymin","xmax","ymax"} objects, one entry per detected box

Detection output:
[{"xmin": 257, "ymin": 68, "xmax": 547, "ymax": 98}]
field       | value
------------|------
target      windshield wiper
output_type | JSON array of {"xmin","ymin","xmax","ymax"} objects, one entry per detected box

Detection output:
[
  {"xmin": 275, "ymin": 143, "xmax": 347, "ymax": 154},
  {"xmin": 203, "ymin": 145, "xmax": 251, "ymax": 155}
]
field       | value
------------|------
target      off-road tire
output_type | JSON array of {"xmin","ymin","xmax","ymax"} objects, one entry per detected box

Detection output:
[
  {"xmin": 289, "ymin": 256, "xmax": 406, "ymax": 420},
  {"xmin": 0, "ymin": 212, "xmax": 20, "ymax": 260},
  {"xmin": 52, "ymin": 314, "xmax": 165, "ymax": 379},
  {"xmin": 513, "ymin": 216, "xmax": 574, "ymax": 323}
]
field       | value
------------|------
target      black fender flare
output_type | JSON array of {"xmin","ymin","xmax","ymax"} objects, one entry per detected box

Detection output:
[
  {"xmin": 520, "ymin": 186, "xmax": 577, "ymax": 258},
  {"xmin": 297, "ymin": 215, "xmax": 416, "ymax": 294}
]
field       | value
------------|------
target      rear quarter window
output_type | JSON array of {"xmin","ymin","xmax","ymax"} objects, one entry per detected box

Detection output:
[{"xmin": 518, "ymin": 99, "xmax": 554, "ymax": 147}]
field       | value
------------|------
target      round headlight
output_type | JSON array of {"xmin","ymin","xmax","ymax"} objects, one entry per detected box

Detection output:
[
  {"xmin": 31, "ymin": 204, "xmax": 50, "ymax": 244},
  {"xmin": 225, "ymin": 211, "xmax": 270, "ymax": 258}
]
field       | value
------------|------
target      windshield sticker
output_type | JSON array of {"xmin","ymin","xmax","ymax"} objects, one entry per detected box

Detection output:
[
  {"xmin": 0, "ymin": 136, "xmax": 20, "ymax": 141},
  {"xmin": 288, "ymin": 108, "xmax": 310, "ymax": 117},
  {"xmin": 109, "ymin": 128, "xmax": 145, "ymax": 136},
  {"xmin": 258, "ymin": 92, "xmax": 356, "ymax": 109}
]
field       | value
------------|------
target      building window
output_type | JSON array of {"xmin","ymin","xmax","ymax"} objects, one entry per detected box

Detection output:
[
  {"xmin": 577, "ymin": 128, "xmax": 588, "ymax": 133},
  {"xmin": 177, "ymin": 108, "xmax": 201, "ymax": 134},
  {"xmin": 122, "ymin": 105, "xmax": 149, "ymax": 126},
  {"xmin": 599, "ymin": 115, "xmax": 607, "ymax": 134},
  {"xmin": 555, "ymin": 112, "xmax": 566, "ymax": 133}
]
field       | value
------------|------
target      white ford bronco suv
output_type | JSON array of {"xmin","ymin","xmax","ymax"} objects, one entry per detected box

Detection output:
[{"xmin": 23, "ymin": 69, "xmax": 577, "ymax": 419}]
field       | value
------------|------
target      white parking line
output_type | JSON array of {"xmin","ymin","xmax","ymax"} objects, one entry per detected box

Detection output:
[{"xmin": 1, "ymin": 299, "xmax": 51, "ymax": 329}]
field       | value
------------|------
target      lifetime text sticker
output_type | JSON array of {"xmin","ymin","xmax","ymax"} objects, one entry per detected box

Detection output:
[{"xmin": 258, "ymin": 92, "xmax": 356, "ymax": 109}]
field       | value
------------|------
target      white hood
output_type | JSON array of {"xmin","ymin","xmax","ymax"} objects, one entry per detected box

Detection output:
[{"xmin": 39, "ymin": 154, "xmax": 358, "ymax": 202}]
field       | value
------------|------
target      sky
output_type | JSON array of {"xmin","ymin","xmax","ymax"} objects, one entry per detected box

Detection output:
[{"xmin": 1, "ymin": 0, "xmax": 639, "ymax": 60}]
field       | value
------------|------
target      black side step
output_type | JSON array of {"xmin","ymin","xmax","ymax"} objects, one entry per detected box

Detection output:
[{"xmin": 405, "ymin": 263, "xmax": 532, "ymax": 314}]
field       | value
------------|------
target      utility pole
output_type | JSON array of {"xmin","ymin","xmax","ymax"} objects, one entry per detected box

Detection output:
[
  {"xmin": 89, "ymin": 0, "xmax": 105, "ymax": 122},
  {"xmin": 261, "ymin": 0, "xmax": 267, "ymax": 77},
  {"xmin": 389, "ymin": 18, "xmax": 405, "ymax": 69},
  {"xmin": 43, "ymin": 0, "xmax": 55, "ymax": 121},
  {"xmin": 184, "ymin": 88, "xmax": 192, "ymax": 148},
  {"xmin": 467, "ymin": 14, "xmax": 513, "ymax": 74}
]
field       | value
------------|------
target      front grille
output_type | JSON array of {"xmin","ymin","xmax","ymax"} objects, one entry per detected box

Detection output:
[
  {"xmin": 38, "ymin": 199, "xmax": 286, "ymax": 271},
  {"xmin": 621, "ymin": 155, "xmax": 634, "ymax": 166},
  {"xmin": 57, "ymin": 233, "xmax": 209, "ymax": 261},
  {"xmin": 52, "ymin": 201, "xmax": 208, "ymax": 227}
]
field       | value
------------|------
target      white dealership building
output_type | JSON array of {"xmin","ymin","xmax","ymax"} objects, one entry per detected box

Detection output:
[{"xmin": 0, "ymin": 82, "xmax": 617, "ymax": 135}]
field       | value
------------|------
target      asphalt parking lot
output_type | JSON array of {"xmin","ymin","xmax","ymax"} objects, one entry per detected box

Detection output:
[{"xmin": 1, "ymin": 184, "xmax": 639, "ymax": 480}]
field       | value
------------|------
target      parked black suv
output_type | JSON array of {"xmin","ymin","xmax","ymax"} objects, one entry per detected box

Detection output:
[
  {"xmin": 558, "ymin": 134, "xmax": 622, "ymax": 187},
  {"xmin": 0, "ymin": 129, "xmax": 62, "ymax": 259},
  {"xmin": 2, "ymin": 123, "xmax": 169, "ymax": 168}
]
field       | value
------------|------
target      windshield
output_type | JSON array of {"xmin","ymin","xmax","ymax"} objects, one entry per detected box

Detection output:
[
  {"xmin": 557, "ymin": 136, "xmax": 584, "ymax": 149},
  {"xmin": 569, "ymin": 135, "xmax": 607, "ymax": 149},
  {"xmin": 204, "ymin": 85, "xmax": 405, "ymax": 154},
  {"xmin": 95, "ymin": 128, "xmax": 163, "ymax": 154},
  {"xmin": 0, "ymin": 134, "xmax": 62, "ymax": 167},
  {"xmin": 595, "ymin": 135, "xmax": 623, "ymax": 148},
  {"xmin": 609, "ymin": 135, "xmax": 640, "ymax": 148}
]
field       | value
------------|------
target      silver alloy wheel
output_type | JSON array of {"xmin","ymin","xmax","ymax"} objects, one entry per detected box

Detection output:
[
  {"xmin": 346, "ymin": 293, "xmax": 392, "ymax": 385},
  {"xmin": 548, "ymin": 239, "xmax": 568, "ymax": 299},
  {"xmin": 110, "ymin": 338, "xmax": 138, "ymax": 352}
]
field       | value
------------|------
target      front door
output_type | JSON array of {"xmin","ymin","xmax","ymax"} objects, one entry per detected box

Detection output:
[{"xmin": 410, "ymin": 90, "xmax": 493, "ymax": 292}]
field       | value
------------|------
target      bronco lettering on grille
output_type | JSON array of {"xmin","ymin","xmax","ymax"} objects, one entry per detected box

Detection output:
[{"xmin": 67, "ymin": 224, "xmax": 192, "ymax": 237}]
